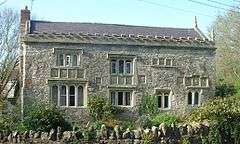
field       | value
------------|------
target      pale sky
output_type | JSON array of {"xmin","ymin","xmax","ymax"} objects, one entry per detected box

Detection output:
[{"xmin": 1, "ymin": 0, "xmax": 239, "ymax": 36}]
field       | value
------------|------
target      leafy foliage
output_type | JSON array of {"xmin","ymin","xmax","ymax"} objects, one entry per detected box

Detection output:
[
  {"xmin": 186, "ymin": 96, "xmax": 240, "ymax": 143},
  {"xmin": 215, "ymin": 80, "xmax": 237, "ymax": 97},
  {"xmin": 22, "ymin": 102, "xmax": 71, "ymax": 132},
  {"xmin": 87, "ymin": 94, "xmax": 119, "ymax": 121},
  {"xmin": 151, "ymin": 113, "xmax": 181, "ymax": 126},
  {"xmin": 139, "ymin": 92, "xmax": 158, "ymax": 116},
  {"xmin": 136, "ymin": 115, "xmax": 152, "ymax": 129}
]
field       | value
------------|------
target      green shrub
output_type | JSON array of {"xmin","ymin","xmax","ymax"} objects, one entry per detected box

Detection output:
[
  {"xmin": 22, "ymin": 102, "xmax": 71, "ymax": 132},
  {"xmin": 139, "ymin": 93, "xmax": 158, "ymax": 116},
  {"xmin": 87, "ymin": 95, "xmax": 118, "ymax": 121},
  {"xmin": 215, "ymin": 81, "xmax": 237, "ymax": 97},
  {"xmin": 186, "ymin": 96, "xmax": 240, "ymax": 143},
  {"xmin": 136, "ymin": 115, "xmax": 152, "ymax": 128},
  {"xmin": 151, "ymin": 113, "xmax": 181, "ymax": 126}
]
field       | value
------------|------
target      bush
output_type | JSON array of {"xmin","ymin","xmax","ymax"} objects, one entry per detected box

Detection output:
[
  {"xmin": 151, "ymin": 113, "xmax": 181, "ymax": 126},
  {"xmin": 186, "ymin": 96, "xmax": 240, "ymax": 143},
  {"xmin": 22, "ymin": 102, "xmax": 71, "ymax": 132},
  {"xmin": 87, "ymin": 95, "xmax": 119, "ymax": 121},
  {"xmin": 136, "ymin": 115, "xmax": 152, "ymax": 128},
  {"xmin": 139, "ymin": 93, "xmax": 158, "ymax": 116},
  {"xmin": 215, "ymin": 81, "xmax": 237, "ymax": 97}
]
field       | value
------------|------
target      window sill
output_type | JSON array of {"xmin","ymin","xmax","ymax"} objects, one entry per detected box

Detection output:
[
  {"xmin": 114, "ymin": 105, "xmax": 133, "ymax": 108},
  {"xmin": 151, "ymin": 65, "xmax": 180, "ymax": 68},
  {"xmin": 108, "ymin": 85, "xmax": 136, "ymax": 89},
  {"xmin": 110, "ymin": 74, "xmax": 134, "ymax": 76},
  {"xmin": 158, "ymin": 108, "xmax": 171, "ymax": 111},
  {"xmin": 59, "ymin": 106, "xmax": 87, "ymax": 109},
  {"xmin": 48, "ymin": 78, "xmax": 87, "ymax": 82},
  {"xmin": 186, "ymin": 86, "xmax": 210, "ymax": 89}
]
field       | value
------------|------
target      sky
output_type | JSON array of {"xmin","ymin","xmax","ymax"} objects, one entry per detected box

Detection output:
[{"xmin": 1, "ymin": 0, "xmax": 239, "ymax": 36}]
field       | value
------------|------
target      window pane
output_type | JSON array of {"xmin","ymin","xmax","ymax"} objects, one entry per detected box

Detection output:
[
  {"xmin": 78, "ymin": 86, "xmax": 84, "ymax": 106},
  {"xmin": 164, "ymin": 95, "xmax": 169, "ymax": 108},
  {"xmin": 72, "ymin": 55, "xmax": 78, "ymax": 66},
  {"xmin": 159, "ymin": 58, "xmax": 165, "ymax": 65},
  {"xmin": 125, "ymin": 92, "xmax": 131, "ymax": 106},
  {"xmin": 51, "ymin": 85, "xmax": 58, "ymax": 105},
  {"xmin": 194, "ymin": 92, "xmax": 199, "ymax": 105},
  {"xmin": 60, "ymin": 85, "xmax": 66, "ymax": 106},
  {"xmin": 111, "ymin": 92, "xmax": 116, "ymax": 105},
  {"xmin": 66, "ymin": 55, "xmax": 71, "ymax": 66},
  {"xmin": 157, "ymin": 96, "xmax": 162, "ymax": 108},
  {"xmin": 152, "ymin": 58, "xmax": 158, "ymax": 65},
  {"xmin": 193, "ymin": 76, "xmax": 200, "ymax": 86},
  {"xmin": 118, "ymin": 92, "xmax": 123, "ymax": 105},
  {"xmin": 111, "ymin": 60, "xmax": 116, "ymax": 74},
  {"xmin": 188, "ymin": 92, "xmax": 192, "ymax": 105},
  {"xmin": 185, "ymin": 77, "xmax": 192, "ymax": 86},
  {"xmin": 59, "ymin": 54, "xmax": 64, "ymax": 66},
  {"xmin": 119, "ymin": 60, "xmax": 124, "ymax": 74},
  {"xmin": 166, "ymin": 59, "xmax": 171, "ymax": 66},
  {"xmin": 125, "ymin": 60, "xmax": 131, "ymax": 74},
  {"xmin": 69, "ymin": 86, "xmax": 75, "ymax": 106}
]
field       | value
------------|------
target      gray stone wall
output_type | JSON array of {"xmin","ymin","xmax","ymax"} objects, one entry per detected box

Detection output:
[{"xmin": 21, "ymin": 42, "xmax": 216, "ymax": 120}]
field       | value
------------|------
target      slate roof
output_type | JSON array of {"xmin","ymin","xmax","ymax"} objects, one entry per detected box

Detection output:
[{"xmin": 30, "ymin": 20, "xmax": 203, "ymax": 39}]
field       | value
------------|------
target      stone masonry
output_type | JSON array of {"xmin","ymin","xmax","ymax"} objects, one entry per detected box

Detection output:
[{"xmin": 20, "ymin": 6, "xmax": 216, "ymax": 122}]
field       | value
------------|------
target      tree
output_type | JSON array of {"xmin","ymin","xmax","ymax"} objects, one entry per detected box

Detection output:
[
  {"xmin": 210, "ymin": 8, "xmax": 240, "ymax": 84},
  {"xmin": 0, "ymin": 8, "xmax": 19, "ymax": 109}
]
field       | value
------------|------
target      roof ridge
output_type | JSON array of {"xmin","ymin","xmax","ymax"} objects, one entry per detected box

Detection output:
[{"xmin": 30, "ymin": 20, "xmax": 195, "ymax": 30}]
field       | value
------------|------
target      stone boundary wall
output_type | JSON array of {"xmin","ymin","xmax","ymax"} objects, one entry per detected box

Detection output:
[{"xmin": 0, "ymin": 122, "xmax": 210, "ymax": 144}]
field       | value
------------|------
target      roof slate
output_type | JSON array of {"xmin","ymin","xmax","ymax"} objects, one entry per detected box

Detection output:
[{"xmin": 30, "ymin": 20, "xmax": 203, "ymax": 39}]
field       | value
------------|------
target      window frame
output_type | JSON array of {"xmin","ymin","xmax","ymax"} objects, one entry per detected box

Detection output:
[
  {"xmin": 110, "ymin": 91, "xmax": 133, "ymax": 107},
  {"xmin": 187, "ymin": 91, "xmax": 201, "ymax": 106},
  {"xmin": 156, "ymin": 90, "xmax": 171, "ymax": 110},
  {"xmin": 56, "ymin": 53, "xmax": 80, "ymax": 67},
  {"xmin": 110, "ymin": 59, "xmax": 133, "ymax": 75}
]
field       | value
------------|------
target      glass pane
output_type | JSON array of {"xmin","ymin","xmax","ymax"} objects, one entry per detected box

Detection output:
[
  {"xmin": 119, "ymin": 60, "xmax": 124, "ymax": 74},
  {"xmin": 51, "ymin": 86, "xmax": 58, "ymax": 105},
  {"xmin": 111, "ymin": 60, "xmax": 116, "ymax": 74},
  {"xmin": 157, "ymin": 96, "xmax": 162, "ymax": 108},
  {"xmin": 159, "ymin": 58, "xmax": 165, "ymax": 65},
  {"xmin": 69, "ymin": 86, "xmax": 75, "ymax": 106},
  {"xmin": 78, "ymin": 86, "xmax": 84, "ymax": 106},
  {"xmin": 118, "ymin": 92, "xmax": 123, "ymax": 105},
  {"xmin": 193, "ymin": 76, "xmax": 200, "ymax": 86},
  {"xmin": 125, "ymin": 60, "xmax": 131, "ymax": 74},
  {"xmin": 194, "ymin": 92, "xmax": 199, "ymax": 105},
  {"xmin": 164, "ymin": 95, "xmax": 169, "ymax": 108},
  {"xmin": 125, "ymin": 92, "xmax": 131, "ymax": 106},
  {"xmin": 111, "ymin": 92, "xmax": 116, "ymax": 105},
  {"xmin": 152, "ymin": 58, "xmax": 158, "ymax": 65},
  {"xmin": 60, "ymin": 85, "xmax": 66, "ymax": 106},
  {"xmin": 188, "ymin": 92, "xmax": 192, "ymax": 105},
  {"xmin": 166, "ymin": 59, "xmax": 171, "ymax": 66},
  {"xmin": 66, "ymin": 55, "xmax": 71, "ymax": 66},
  {"xmin": 72, "ymin": 55, "xmax": 78, "ymax": 66},
  {"xmin": 59, "ymin": 54, "xmax": 64, "ymax": 66}
]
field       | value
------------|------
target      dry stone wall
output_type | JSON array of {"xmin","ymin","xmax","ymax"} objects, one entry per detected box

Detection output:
[{"xmin": 0, "ymin": 122, "xmax": 210, "ymax": 144}]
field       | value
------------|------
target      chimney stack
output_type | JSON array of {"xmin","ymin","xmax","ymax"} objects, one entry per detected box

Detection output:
[{"xmin": 20, "ymin": 6, "xmax": 30, "ymax": 35}]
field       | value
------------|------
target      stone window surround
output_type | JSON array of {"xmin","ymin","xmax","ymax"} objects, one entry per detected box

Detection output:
[
  {"xmin": 110, "ymin": 59, "xmax": 133, "ymax": 75},
  {"xmin": 138, "ymin": 75, "xmax": 146, "ymax": 84},
  {"xmin": 52, "ymin": 47, "xmax": 83, "ymax": 67},
  {"xmin": 154, "ymin": 89, "xmax": 172, "ymax": 110},
  {"xmin": 50, "ymin": 83, "xmax": 88, "ymax": 108},
  {"xmin": 109, "ymin": 89, "xmax": 135, "ymax": 107},
  {"xmin": 50, "ymin": 68, "xmax": 86, "ymax": 79},
  {"xmin": 183, "ymin": 76, "xmax": 209, "ymax": 87},
  {"xmin": 57, "ymin": 53, "xmax": 81, "ymax": 67},
  {"xmin": 187, "ymin": 90, "xmax": 202, "ymax": 106},
  {"xmin": 152, "ymin": 57, "xmax": 174, "ymax": 66}
]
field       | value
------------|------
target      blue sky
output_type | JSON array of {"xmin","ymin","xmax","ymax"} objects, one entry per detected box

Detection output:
[{"xmin": 1, "ymin": 0, "xmax": 239, "ymax": 36}]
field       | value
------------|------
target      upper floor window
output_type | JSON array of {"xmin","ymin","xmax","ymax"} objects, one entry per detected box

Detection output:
[
  {"xmin": 152, "ymin": 57, "xmax": 174, "ymax": 66},
  {"xmin": 111, "ymin": 59, "xmax": 133, "ymax": 74},
  {"xmin": 57, "ymin": 54, "xmax": 79, "ymax": 67}
]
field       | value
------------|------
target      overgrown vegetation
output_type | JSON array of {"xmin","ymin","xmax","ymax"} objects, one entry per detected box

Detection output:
[
  {"xmin": 215, "ymin": 79, "xmax": 237, "ymax": 97},
  {"xmin": 186, "ymin": 96, "xmax": 240, "ymax": 143},
  {"xmin": 22, "ymin": 102, "xmax": 71, "ymax": 132},
  {"xmin": 139, "ymin": 92, "xmax": 158, "ymax": 116},
  {"xmin": 151, "ymin": 113, "xmax": 181, "ymax": 126}
]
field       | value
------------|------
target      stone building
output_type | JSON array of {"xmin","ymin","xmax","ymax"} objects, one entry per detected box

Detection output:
[{"xmin": 20, "ymin": 7, "xmax": 216, "ymax": 120}]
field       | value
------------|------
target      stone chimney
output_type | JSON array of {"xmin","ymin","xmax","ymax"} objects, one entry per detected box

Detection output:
[{"xmin": 20, "ymin": 6, "xmax": 30, "ymax": 35}]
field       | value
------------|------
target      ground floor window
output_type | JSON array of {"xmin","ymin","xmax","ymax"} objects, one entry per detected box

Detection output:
[
  {"xmin": 110, "ymin": 91, "xmax": 132, "ymax": 106},
  {"xmin": 187, "ymin": 91, "xmax": 200, "ymax": 106},
  {"xmin": 50, "ymin": 85, "xmax": 84, "ymax": 107},
  {"xmin": 156, "ymin": 90, "xmax": 171, "ymax": 109}
]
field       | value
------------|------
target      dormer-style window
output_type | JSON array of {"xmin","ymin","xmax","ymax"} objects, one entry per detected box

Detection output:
[
  {"xmin": 57, "ymin": 54, "xmax": 80, "ymax": 67},
  {"xmin": 110, "ymin": 59, "xmax": 133, "ymax": 75}
]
